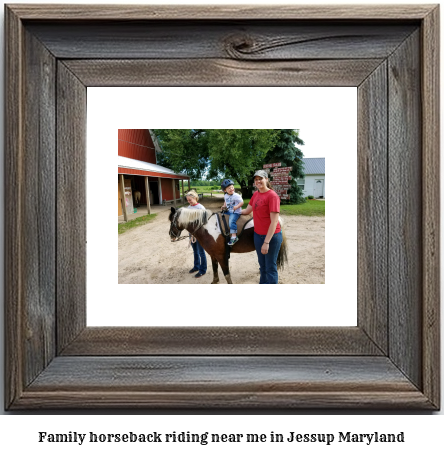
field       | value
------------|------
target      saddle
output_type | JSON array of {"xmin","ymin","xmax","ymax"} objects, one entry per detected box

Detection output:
[
  {"xmin": 217, "ymin": 212, "xmax": 254, "ymax": 238},
  {"xmin": 216, "ymin": 212, "xmax": 253, "ymax": 264}
]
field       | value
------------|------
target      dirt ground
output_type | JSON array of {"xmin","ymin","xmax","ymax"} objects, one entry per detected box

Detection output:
[{"xmin": 118, "ymin": 196, "xmax": 325, "ymax": 284}]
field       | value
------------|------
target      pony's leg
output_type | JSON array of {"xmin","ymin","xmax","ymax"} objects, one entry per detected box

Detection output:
[
  {"xmin": 211, "ymin": 257, "xmax": 220, "ymax": 284},
  {"xmin": 217, "ymin": 257, "xmax": 233, "ymax": 284}
]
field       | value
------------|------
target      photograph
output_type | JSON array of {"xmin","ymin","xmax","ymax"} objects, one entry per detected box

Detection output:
[{"xmin": 118, "ymin": 128, "xmax": 326, "ymax": 285}]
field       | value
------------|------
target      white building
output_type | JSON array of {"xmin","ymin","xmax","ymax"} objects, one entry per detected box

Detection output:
[{"xmin": 298, "ymin": 158, "xmax": 325, "ymax": 199}]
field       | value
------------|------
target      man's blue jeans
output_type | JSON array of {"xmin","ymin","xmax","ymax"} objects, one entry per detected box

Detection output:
[
  {"xmin": 253, "ymin": 231, "xmax": 283, "ymax": 284},
  {"xmin": 191, "ymin": 239, "xmax": 207, "ymax": 274},
  {"xmin": 228, "ymin": 212, "xmax": 241, "ymax": 234}
]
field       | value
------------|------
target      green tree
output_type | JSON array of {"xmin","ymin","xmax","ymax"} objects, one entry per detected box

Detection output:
[
  {"xmin": 206, "ymin": 129, "xmax": 278, "ymax": 198},
  {"xmin": 154, "ymin": 129, "xmax": 209, "ymax": 179},
  {"xmin": 263, "ymin": 129, "xmax": 306, "ymax": 204},
  {"xmin": 154, "ymin": 129, "xmax": 278, "ymax": 198},
  {"xmin": 153, "ymin": 129, "xmax": 306, "ymax": 201}
]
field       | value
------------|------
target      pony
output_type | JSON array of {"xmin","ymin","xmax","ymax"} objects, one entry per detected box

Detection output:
[
  {"xmin": 168, "ymin": 206, "xmax": 288, "ymax": 284},
  {"xmin": 134, "ymin": 190, "xmax": 141, "ymax": 207}
]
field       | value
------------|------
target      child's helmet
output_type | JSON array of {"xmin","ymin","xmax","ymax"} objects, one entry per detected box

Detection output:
[{"xmin": 221, "ymin": 179, "xmax": 235, "ymax": 190}]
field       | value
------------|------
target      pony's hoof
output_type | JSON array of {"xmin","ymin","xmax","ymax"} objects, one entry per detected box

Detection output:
[{"xmin": 211, "ymin": 279, "xmax": 220, "ymax": 284}]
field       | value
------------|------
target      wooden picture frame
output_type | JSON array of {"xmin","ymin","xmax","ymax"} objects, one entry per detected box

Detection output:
[{"xmin": 5, "ymin": 4, "xmax": 440, "ymax": 410}]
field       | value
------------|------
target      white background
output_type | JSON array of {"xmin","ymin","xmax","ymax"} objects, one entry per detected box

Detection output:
[
  {"xmin": 88, "ymin": 87, "xmax": 357, "ymax": 326},
  {"xmin": 0, "ymin": 0, "xmax": 442, "ymax": 448}
]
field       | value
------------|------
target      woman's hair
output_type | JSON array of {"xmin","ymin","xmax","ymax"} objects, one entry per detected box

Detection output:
[{"xmin": 186, "ymin": 190, "xmax": 199, "ymax": 201}]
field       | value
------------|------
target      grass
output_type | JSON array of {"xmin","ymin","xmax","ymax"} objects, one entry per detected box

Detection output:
[
  {"xmin": 118, "ymin": 213, "xmax": 157, "ymax": 234},
  {"xmin": 242, "ymin": 198, "xmax": 325, "ymax": 216},
  {"xmin": 194, "ymin": 186, "xmax": 220, "ymax": 193},
  {"xmin": 281, "ymin": 199, "xmax": 325, "ymax": 216}
]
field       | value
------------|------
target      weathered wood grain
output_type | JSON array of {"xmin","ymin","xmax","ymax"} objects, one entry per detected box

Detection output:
[
  {"xmin": 64, "ymin": 59, "xmax": 384, "ymax": 87},
  {"xmin": 16, "ymin": 390, "xmax": 434, "ymax": 410},
  {"xmin": 26, "ymin": 22, "xmax": 416, "ymax": 60},
  {"xmin": 388, "ymin": 30, "xmax": 422, "ymax": 389},
  {"xmin": 14, "ymin": 356, "xmax": 433, "ymax": 409},
  {"xmin": 421, "ymin": 6, "xmax": 440, "ymax": 409},
  {"xmin": 17, "ymin": 390, "xmax": 434, "ymax": 410},
  {"xmin": 28, "ymin": 357, "xmax": 419, "ymax": 391},
  {"xmin": 21, "ymin": 29, "xmax": 57, "ymax": 388},
  {"xmin": 56, "ymin": 62, "xmax": 87, "ymax": 353},
  {"xmin": 5, "ymin": 4, "xmax": 24, "ymax": 410},
  {"xmin": 61, "ymin": 327, "xmax": 383, "ymax": 356},
  {"xmin": 357, "ymin": 62, "xmax": 388, "ymax": 354},
  {"xmin": 6, "ymin": 14, "xmax": 58, "ymax": 408},
  {"xmin": 7, "ymin": 4, "xmax": 434, "ymax": 20}
]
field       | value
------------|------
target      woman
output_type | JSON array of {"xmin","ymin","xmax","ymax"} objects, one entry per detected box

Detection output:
[
  {"xmin": 185, "ymin": 190, "xmax": 207, "ymax": 278},
  {"xmin": 240, "ymin": 170, "xmax": 282, "ymax": 284}
]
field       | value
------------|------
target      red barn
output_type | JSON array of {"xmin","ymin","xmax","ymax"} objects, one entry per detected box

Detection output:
[{"xmin": 118, "ymin": 129, "xmax": 189, "ymax": 219}]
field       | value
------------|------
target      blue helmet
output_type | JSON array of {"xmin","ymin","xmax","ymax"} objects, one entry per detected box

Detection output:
[{"xmin": 221, "ymin": 179, "xmax": 235, "ymax": 190}]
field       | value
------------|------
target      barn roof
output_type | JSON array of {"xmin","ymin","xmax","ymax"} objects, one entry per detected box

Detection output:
[
  {"xmin": 118, "ymin": 156, "xmax": 189, "ymax": 178},
  {"xmin": 302, "ymin": 157, "xmax": 325, "ymax": 175}
]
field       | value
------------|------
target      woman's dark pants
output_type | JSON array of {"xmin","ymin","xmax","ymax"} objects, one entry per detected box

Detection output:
[
  {"xmin": 253, "ymin": 231, "xmax": 283, "ymax": 284},
  {"xmin": 191, "ymin": 239, "xmax": 207, "ymax": 274}
]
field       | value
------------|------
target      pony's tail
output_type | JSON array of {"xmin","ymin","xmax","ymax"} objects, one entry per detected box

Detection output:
[{"xmin": 277, "ymin": 222, "xmax": 288, "ymax": 271}]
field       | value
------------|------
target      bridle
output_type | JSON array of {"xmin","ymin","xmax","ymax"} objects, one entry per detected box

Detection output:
[
  {"xmin": 169, "ymin": 211, "xmax": 208, "ymax": 242},
  {"xmin": 169, "ymin": 213, "xmax": 187, "ymax": 242}
]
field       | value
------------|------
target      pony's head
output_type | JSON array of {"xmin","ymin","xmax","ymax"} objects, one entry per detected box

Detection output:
[
  {"xmin": 168, "ymin": 207, "xmax": 183, "ymax": 241},
  {"xmin": 168, "ymin": 206, "xmax": 211, "ymax": 241}
]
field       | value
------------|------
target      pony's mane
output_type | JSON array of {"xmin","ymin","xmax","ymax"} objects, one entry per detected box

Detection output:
[{"xmin": 177, "ymin": 207, "xmax": 212, "ymax": 226}]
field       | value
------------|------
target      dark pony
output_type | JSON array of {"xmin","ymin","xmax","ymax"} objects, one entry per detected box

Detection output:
[{"xmin": 168, "ymin": 207, "xmax": 288, "ymax": 284}]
